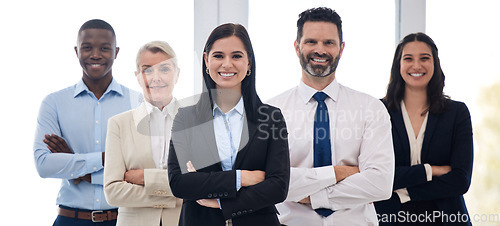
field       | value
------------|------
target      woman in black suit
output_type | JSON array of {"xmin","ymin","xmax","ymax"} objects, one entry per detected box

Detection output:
[
  {"xmin": 374, "ymin": 33, "xmax": 473, "ymax": 226},
  {"xmin": 168, "ymin": 23, "xmax": 290, "ymax": 226}
]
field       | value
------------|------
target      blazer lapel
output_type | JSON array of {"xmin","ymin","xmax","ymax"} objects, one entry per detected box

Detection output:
[
  {"xmin": 233, "ymin": 116, "xmax": 257, "ymax": 169},
  {"xmin": 391, "ymin": 109, "xmax": 411, "ymax": 166},
  {"xmin": 199, "ymin": 113, "xmax": 223, "ymax": 170},
  {"xmin": 421, "ymin": 112, "xmax": 438, "ymax": 162},
  {"xmin": 132, "ymin": 102, "xmax": 156, "ymax": 167}
]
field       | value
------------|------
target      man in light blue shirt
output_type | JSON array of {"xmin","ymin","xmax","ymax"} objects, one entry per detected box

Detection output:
[{"xmin": 33, "ymin": 19, "xmax": 141, "ymax": 226}]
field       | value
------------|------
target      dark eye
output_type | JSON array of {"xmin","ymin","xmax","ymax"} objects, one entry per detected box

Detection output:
[
  {"xmin": 421, "ymin": 57, "xmax": 431, "ymax": 61},
  {"xmin": 101, "ymin": 47, "xmax": 111, "ymax": 52},
  {"xmin": 81, "ymin": 46, "xmax": 91, "ymax": 51},
  {"xmin": 213, "ymin": 54, "xmax": 223, "ymax": 59},
  {"xmin": 143, "ymin": 67, "xmax": 153, "ymax": 75},
  {"xmin": 305, "ymin": 40, "xmax": 316, "ymax": 44},
  {"xmin": 233, "ymin": 54, "xmax": 243, "ymax": 59},
  {"xmin": 403, "ymin": 57, "xmax": 412, "ymax": 61},
  {"xmin": 159, "ymin": 66, "xmax": 170, "ymax": 73}
]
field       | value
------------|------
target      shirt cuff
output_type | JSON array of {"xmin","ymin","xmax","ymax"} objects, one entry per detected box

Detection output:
[
  {"xmin": 424, "ymin": 163, "xmax": 432, "ymax": 181},
  {"xmin": 236, "ymin": 170, "xmax": 241, "ymax": 191},
  {"xmin": 86, "ymin": 152, "xmax": 104, "ymax": 173},
  {"xmin": 310, "ymin": 188, "xmax": 331, "ymax": 210},
  {"xmin": 395, "ymin": 188, "xmax": 411, "ymax": 204}
]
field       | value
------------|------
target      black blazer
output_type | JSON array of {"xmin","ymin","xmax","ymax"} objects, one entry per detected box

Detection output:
[
  {"xmin": 168, "ymin": 103, "xmax": 290, "ymax": 226},
  {"xmin": 375, "ymin": 99, "xmax": 473, "ymax": 226}
]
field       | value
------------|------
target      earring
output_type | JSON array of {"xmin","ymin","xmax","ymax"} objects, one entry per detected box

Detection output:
[
  {"xmin": 246, "ymin": 69, "xmax": 251, "ymax": 76},
  {"xmin": 206, "ymin": 68, "xmax": 210, "ymax": 75}
]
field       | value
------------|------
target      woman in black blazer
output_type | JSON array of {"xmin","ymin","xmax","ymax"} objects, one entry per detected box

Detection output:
[
  {"xmin": 374, "ymin": 33, "xmax": 473, "ymax": 226},
  {"xmin": 168, "ymin": 23, "xmax": 290, "ymax": 226}
]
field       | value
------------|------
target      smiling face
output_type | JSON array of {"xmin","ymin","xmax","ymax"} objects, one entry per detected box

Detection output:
[
  {"xmin": 136, "ymin": 50, "xmax": 178, "ymax": 108},
  {"xmin": 75, "ymin": 28, "xmax": 118, "ymax": 82},
  {"xmin": 295, "ymin": 21, "xmax": 344, "ymax": 80},
  {"xmin": 204, "ymin": 35, "xmax": 249, "ymax": 92},
  {"xmin": 400, "ymin": 41, "xmax": 434, "ymax": 91}
]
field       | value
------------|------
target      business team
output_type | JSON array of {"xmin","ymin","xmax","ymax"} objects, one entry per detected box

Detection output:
[{"xmin": 34, "ymin": 6, "xmax": 473, "ymax": 226}]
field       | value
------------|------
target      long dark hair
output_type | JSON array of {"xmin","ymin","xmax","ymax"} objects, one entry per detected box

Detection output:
[
  {"xmin": 197, "ymin": 23, "xmax": 262, "ymax": 123},
  {"xmin": 383, "ymin": 32, "xmax": 448, "ymax": 114}
]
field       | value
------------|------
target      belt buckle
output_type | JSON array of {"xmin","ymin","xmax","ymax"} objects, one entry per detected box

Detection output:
[{"xmin": 92, "ymin": 210, "xmax": 104, "ymax": 223}]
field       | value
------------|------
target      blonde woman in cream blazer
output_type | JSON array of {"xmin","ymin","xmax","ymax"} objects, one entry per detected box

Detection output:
[{"xmin": 104, "ymin": 41, "xmax": 182, "ymax": 226}]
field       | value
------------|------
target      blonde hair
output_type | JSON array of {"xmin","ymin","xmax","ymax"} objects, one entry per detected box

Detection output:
[{"xmin": 136, "ymin": 40, "xmax": 178, "ymax": 72}]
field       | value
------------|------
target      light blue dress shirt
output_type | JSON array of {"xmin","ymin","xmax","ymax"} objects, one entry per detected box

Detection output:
[
  {"xmin": 34, "ymin": 78, "xmax": 142, "ymax": 210},
  {"xmin": 212, "ymin": 97, "xmax": 244, "ymax": 192}
]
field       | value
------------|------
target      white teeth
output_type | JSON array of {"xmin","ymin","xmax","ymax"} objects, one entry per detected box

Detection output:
[
  {"xmin": 149, "ymin": 85, "xmax": 167, "ymax": 89},
  {"xmin": 220, "ymin": 73, "xmax": 235, "ymax": 77},
  {"xmin": 410, "ymin": 73, "xmax": 424, "ymax": 77},
  {"xmin": 312, "ymin": 58, "xmax": 326, "ymax": 63},
  {"xmin": 91, "ymin": 64, "xmax": 102, "ymax": 67}
]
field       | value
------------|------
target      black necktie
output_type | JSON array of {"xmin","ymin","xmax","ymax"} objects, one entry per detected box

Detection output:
[{"xmin": 313, "ymin": 92, "xmax": 334, "ymax": 217}]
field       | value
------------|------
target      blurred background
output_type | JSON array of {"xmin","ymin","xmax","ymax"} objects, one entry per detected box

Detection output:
[{"xmin": 0, "ymin": 0, "xmax": 498, "ymax": 225}]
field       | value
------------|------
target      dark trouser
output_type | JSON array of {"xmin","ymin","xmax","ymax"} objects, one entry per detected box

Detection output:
[
  {"xmin": 395, "ymin": 201, "xmax": 443, "ymax": 226},
  {"xmin": 53, "ymin": 215, "xmax": 117, "ymax": 226}
]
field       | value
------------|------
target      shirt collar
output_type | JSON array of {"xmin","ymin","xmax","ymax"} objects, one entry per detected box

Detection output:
[
  {"xmin": 298, "ymin": 78, "xmax": 339, "ymax": 104},
  {"xmin": 145, "ymin": 97, "xmax": 177, "ymax": 118},
  {"xmin": 213, "ymin": 96, "xmax": 244, "ymax": 117},
  {"xmin": 73, "ymin": 78, "xmax": 123, "ymax": 98}
]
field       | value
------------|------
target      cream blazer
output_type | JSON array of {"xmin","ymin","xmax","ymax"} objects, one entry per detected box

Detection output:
[{"xmin": 104, "ymin": 101, "xmax": 182, "ymax": 226}]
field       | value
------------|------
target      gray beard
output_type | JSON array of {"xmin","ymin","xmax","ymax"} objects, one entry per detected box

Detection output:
[{"xmin": 299, "ymin": 51, "xmax": 340, "ymax": 77}]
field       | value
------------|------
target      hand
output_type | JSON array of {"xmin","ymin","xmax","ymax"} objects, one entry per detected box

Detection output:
[
  {"xmin": 187, "ymin": 161, "xmax": 196, "ymax": 172},
  {"xmin": 124, "ymin": 169, "xmax": 145, "ymax": 185},
  {"xmin": 44, "ymin": 134, "xmax": 72, "ymax": 154},
  {"xmin": 298, "ymin": 196, "xmax": 311, "ymax": 204},
  {"xmin": 196, "ymin": 199, "xmax": 220, "ymax": 209},
  {"xmin": 241, "ymin": 170, "xmax": 265, "ymax": 187},
  {"xmin": 334, "ymin": 165, "xmax": 359, "ymax": 182},
  {"xmin": 73, "ymin": 174, "xmax": 91, "ymax": 184},
  {"xmin": 431, "ymin": 165, "xmax": 451, "ymax": 177}
]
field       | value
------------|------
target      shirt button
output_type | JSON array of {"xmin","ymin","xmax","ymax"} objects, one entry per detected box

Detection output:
[
  {"xmin": 93, "ymin": 167, "xmax": 97, "ymax": 170},
  {"xmin": 207, "ymin": 194, "xmax": 212, "ymax": 198},
  {"xmin": 237, "ymin": 211, "xmax": 242, "ymax": 215},
  {"xmin": 96, "ymin": 140, "xmax": 100, "ymax": 144},
  {"xmin": 96, "ymin": 120, "xmax": 99, "ymax": 124},
  {"xmin": 70, "ymin": 174, "xmax": 74, "ymax": 177},
  {"xmin": 96, "ymin": 199, "xmax": 100, "ymax": 202}
]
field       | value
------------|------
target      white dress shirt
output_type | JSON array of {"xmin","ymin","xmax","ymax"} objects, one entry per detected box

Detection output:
[
  {"xmin": 145, "ymin": 99, "xmax": 177, "ymax": 169},
  {"xmin": 267, "ymin": 79, "xmax": 394, "ymax": 226},
  {"xmin": 395, "ymin": 101, "xmax": 432, "ymax": 203},
  {"xmin": 213, "ymin": 97, "xmax": 244, "ymax": 192}
]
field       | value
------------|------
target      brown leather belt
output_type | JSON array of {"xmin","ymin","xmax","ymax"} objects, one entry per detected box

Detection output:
[{"xmin": 58, "ymin": 207, "xmax": 117, "ymax": 222}]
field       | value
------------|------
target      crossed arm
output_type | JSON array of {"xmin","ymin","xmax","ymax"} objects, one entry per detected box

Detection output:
[{"xmin": 43, "ymin": 134, "xmax": 103, "ymax": 184}]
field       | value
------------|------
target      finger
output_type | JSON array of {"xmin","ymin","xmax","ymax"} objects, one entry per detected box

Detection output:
[
  {"xmin": 50, "ymin": 136, "xmax": 70, "ymax": 153},
  {"xmin": 186, "ymin": 161, "xmax": 196, "ymax": 172},
  {"xmin": 55, "ymin": 135, "xmax": 71, "ymax": 152},
  {"xmin": 44, "ymin": 139, "xmax": 59, "ymax": 152},
  {"xmin": 46, "ymin": 145, "xmax": 57, "ymax": 153}
]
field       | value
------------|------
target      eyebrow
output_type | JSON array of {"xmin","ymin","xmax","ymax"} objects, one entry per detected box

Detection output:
[
  {"xmin": 211, "ymin": 51, "xmax": 245, "ymax": 55},
  {"xmin": 141, "ymin": 62, "xmax": 173, "ymax": 68},
  {"xmin": 403, "ymin": 53, "xmax": 432, "ymax": 57}
]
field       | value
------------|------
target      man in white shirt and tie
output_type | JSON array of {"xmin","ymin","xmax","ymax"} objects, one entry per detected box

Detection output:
[{"xmin": 267, "ymin": 7, "xmax": 394, "ymax": 226}]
